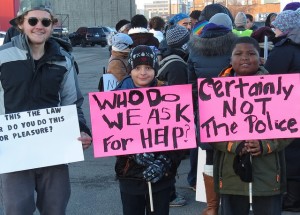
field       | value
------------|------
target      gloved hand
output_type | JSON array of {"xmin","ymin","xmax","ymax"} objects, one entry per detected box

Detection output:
[
  {"xmin": 143, "ymin": 155, "xmax": 172, "ymax": 183},
  {"xmin": 235, "ymin": 141, "xmax": 247, "ymax": 156},
  {"xmin": 133, "ymin": 153, "xmax": 155, "ymax": 166}
]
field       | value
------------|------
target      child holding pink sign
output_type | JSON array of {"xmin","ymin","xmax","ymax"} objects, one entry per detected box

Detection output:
[
  {"xmin": 114, "ymin": 45, "xmax": 183, "ymax": 215},
  {"xmin": 212, "ymin": 37, "xmax": 292, "ymax": 215}
]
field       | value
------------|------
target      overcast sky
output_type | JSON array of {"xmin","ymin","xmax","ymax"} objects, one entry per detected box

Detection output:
[{"xmin": 136, "ymin": 0, "xmax": 151, "ymax": 9}]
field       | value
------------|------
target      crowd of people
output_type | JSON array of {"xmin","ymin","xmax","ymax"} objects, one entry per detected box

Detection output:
[{"xmin": 1, "ymin": 0, "xmax": 300, "ymax": 214}]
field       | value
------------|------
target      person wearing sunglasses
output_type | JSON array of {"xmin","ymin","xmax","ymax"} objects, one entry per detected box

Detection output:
[{"xmin": 0, "ymin": 0, "xmax": 92, "ymax": 214}]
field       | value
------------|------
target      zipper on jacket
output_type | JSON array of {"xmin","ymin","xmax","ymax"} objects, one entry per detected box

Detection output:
[
  {"xmin": 219, "ymin": 152, "xmax": 225, "ymax": 189},
  {"xmin": 275, "ymin": 152, "xmax": 280, "ymax": 183}
]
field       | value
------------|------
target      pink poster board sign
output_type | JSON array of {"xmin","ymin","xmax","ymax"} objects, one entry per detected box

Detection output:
[
  {"xmin": 198, "ymin": 74, "xmax": 300, "ymax": 142},
  {"xmin": 89, "ymin": 84, "xmax": 196, "ymax": 157}
]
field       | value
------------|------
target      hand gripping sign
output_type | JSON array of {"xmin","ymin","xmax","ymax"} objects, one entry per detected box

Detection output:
[{"xmin": 89, "ymin": 84, "xmax": 196, "ymax": 157}]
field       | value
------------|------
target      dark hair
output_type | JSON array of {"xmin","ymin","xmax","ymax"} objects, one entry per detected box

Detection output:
[
  {"xmin": 246, "ymin": 14, "xmax": 254, "ymax": 22},
  {"xmin": 231, "ymin": 37, "xmax": 260, "ymax": 53},
  {"xmin": 131, "ymin": 14, "xmax": 148, "ymax": 28},
  {"xmin": 265, "ymin": 13, "xmax": 276, "ymax": 27},
  {"xmin": 190, "ymin": 10, "xmax": 201, "ymax": 20},
  {"xmin": 115, "ymin": 19, "xmax": 130, "ymax": 32},
  {"xmin": 199, "ymin": 4, "xmax": 234, "ymax": 23},
  {"xmin": 149, "ymin": 16, "xmax": 165, "ymax": 31}
]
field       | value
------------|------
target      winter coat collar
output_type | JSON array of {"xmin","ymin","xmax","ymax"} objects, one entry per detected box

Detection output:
[
  {"xmin": 219, "ymin": 65, "xmax": 269, "ymax": 77},
  {"xmin": 188, "ymin": 32, "xmax": 237, "ymax": 56},
  {"xmin": 128, "ymin": 27, "xmax": 149, "ymax": 35}
]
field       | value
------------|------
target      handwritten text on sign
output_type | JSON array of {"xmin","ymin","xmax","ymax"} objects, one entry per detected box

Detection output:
[
  {"xmin": 0, "ymin": 105, "xmax": 84, "ymax": 174},
  {"xmin": 89, "ymin": 85, "xmax": 196, "ymax": 157},
  {"xmin": 198, "ymin": 74, "xmax": 300, "ymax": 142}
]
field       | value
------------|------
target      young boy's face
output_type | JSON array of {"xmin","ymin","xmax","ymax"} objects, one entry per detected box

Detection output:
[
  {"xmin": 131, "ymin": 65, "xmax": 155, "ymax": 87},
  {"xmin": 231, "ymin": 43, "xmax": 260, "ymax": 76}
]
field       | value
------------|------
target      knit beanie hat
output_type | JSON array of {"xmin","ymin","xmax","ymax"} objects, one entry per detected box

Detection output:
[
  {"xmin": 111, "ymin": 33, "xmax": 133, "ymax": 52},
  {"xmin": 128, "ymin": 45, "xmax": 159, "ymax": 75},
  {"xmin": 169, "ymin": 13, "xmax": 189, "ymax": 25},
  {"xmin": 166, "ymin": 24, "xmax": 190, "ymax": 48},
  {"xmin": 209, "ymin": 13, "xmax": 233, "ymax": 30},
  {"xmin": 192, "ymin": 20, "xmax": 209, "ymax": 36},
  {"xmin": 234, "ymin": 12, "xmax": 247, "ymax": 27},
  {"xmin": 283, "ymin": 2, "xmax": 300, "ymax": 11},
  {"xmin": 200, "ymin": 23, "xmax": 231, "ymax": 38},
  {"xmin": 272, "ymin": 10, "xmax": 300, "ymax": 34},
  {"xmin": 115, "ymin": 19, "xmax": 131, "ymax": 32}
]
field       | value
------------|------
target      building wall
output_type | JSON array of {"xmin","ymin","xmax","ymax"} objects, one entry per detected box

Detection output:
[
  {"xmin": 0, "ymin": 0, "xmax": 135, "ymax": 32},
  {"xmin": 53, "ymin": 0, "xmax": 136, "ymax": 32}
]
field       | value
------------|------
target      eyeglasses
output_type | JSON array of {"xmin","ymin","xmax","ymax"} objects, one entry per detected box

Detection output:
[{"xmin": 25, "ymin": 17, "xmax": 52, "ymax": 27}]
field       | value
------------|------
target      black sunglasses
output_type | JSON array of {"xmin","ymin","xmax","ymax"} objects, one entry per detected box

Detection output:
[{"xmin": 25, "ymin": 17, "xmax": 52, "ymax": 27}]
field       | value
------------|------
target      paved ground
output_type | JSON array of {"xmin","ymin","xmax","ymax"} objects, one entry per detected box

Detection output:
[{"xmin": 0, "ymin": 45, "xmax": 299, "ymax": 215}]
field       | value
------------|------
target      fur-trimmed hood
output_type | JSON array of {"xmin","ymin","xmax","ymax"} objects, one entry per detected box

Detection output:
[{"xmin": 188, "ymin": 32, "xmax": 237, "ymax": 56}]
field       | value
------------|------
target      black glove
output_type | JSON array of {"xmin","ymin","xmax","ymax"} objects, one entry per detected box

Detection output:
[
  {"xmin": 235, "ymin": 141, "xmax": 246, "ymax": 155},
  {"xmin": 133, "ymin": 153, "xmax": 155, "ymax": 166},
  {"xmin": 143, "ymin": 155, "xmax": 172, "ymax": 183}
]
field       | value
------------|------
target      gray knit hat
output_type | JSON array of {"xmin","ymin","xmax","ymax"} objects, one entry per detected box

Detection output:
[
  {"xmin": 209, "ymin": 13, "xmax": 233, "ymax": 30},
  {"xmin": 10, "ymin": 0, "xmax": 54, "ymax": 26},
  {"xmin": 234, "ymin": 12, "xmax": 247, "ymax": 27},
  {"xmin": 111, "ymin": 33, "xmax": 133, "ymax": 52},
  {"xmin": 166, "ymin": 24, "xmax": 190, "ymax": 48},
  {"xmin": 272, "ymin": 9, "xmax": 300, "ymax": 34}
]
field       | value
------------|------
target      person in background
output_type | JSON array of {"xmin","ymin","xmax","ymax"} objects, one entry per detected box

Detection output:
[
  {"xmin": 264, "ymin": 9, "xmax": 300, "ymax": 212},
  {"xmin": 128, "ymin": 14, "xmax": 159, "ymax": 48},
  {"xmin": 190, "ymin": 10, "xmax": 201, "ymax": 29},
  {"xmin": 245, "ymin": 14, "xmax": 258, "ymax": 31},
  {"xmin": 283, "ymin": 1, "xmax": 300, "ymax": 11},
  {"xmin": 188, "ymin": 12, "xmax": 237, "ymax": 215},
  {"xmin": 198, "ymin": 3, "xmax": 234, "ymax": 24},
  {"xmin": 159, "ymin": 12, "xmax": 191, "ymax": 59},
  {"xmin": 115, "ymin": 45, "xmax": 183, "ymax": 215},
  {"xmin": 232, "ymin": 12, "xmax": 253, "ymax": 37},
  {"xmin": 264, "ymin": 13, "xmax": 277, "ymax": 28},
  {"xmin": 214, "ymin": 36, "xmax": 292, "ymax": 215},
  {"xmin": 0, "ymin": 0, "xmax": 92, "ymax": 214},
  {"xmin": 157, "ymin": 24, "xmax": 190, "ymax": 207},
  {"xmin": 107, "ymin": 19, "xmax": 131, "ymax": 56},
  {"xmin": 149, "ymin": 16, "xmax": 165, "ymax": 43},
  {"xmin": 158, "ymin": 24, "xmax": 189, "ymax": 85},
  {"xmin": 169, "ymin": 13, "xmax": 191, "ymax": 31},
  {"xmin": 250, "ymin": 26, "xmax": 275, "ymax": 58},
  {"xmin": 116, "ymin": 19, "xmax": 131, "ymax": 34},
  {"xmin": 3, "ymin": 26, "xmax": 20, "ymax": 44},
  {"xmin": 107, "ymin": 33, "xmax": 133, "ymax": 82},
  {"xmin": 187, "ymin": 3, "xmax": 234, "ymax": 196}
]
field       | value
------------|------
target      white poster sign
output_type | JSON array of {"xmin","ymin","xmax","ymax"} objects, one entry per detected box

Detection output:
[
  {"xmin": 196, "ymin": 148, "xmax": 206, "ymax": 202},
  {"xmin": 0, "ymin": 105, "xmax": 84, "ymax": 174},
  {"xmin": 103, "ymin": 74, "xmax": 119, "ymax": 91}
]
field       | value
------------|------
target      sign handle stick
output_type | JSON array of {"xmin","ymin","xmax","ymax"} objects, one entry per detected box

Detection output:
[
  {"xmin": 148, "ymin": 182, "xmax": 154, "ymax": 212},
  {"xmin": 249, "ymin": 155, "xmax": 253, "ymax": 211}
]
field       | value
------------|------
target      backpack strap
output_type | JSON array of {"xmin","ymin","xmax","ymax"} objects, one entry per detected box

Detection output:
[{"xmin": 157, "ymin": 54, "xmax": 187, "ymax": 77}]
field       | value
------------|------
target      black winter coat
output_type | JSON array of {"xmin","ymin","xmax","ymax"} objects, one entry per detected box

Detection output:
[{"xmin": 265, "ymin": 28, "xmax": 300, "ymax": 181}]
